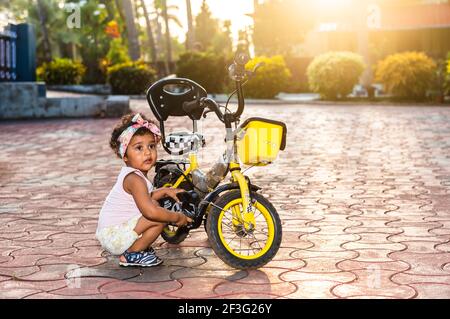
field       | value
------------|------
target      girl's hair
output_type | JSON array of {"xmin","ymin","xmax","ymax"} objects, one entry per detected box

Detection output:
[{"xmin": 110, "ymin": 113, "xmax": 160, "ymax": 158}]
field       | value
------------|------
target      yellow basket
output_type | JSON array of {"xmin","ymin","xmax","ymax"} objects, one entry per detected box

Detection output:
[{"xmin": 235, "ymin": 117, "xmax": 287, "ymax": 166}]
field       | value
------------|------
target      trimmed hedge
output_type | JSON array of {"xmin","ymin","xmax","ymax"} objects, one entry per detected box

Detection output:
[
  {"xmin": 307, "ymin": 51, "xmax": 365, "ymax": 100},
  {"xmin": 284, "ymin": 56, "xmax": 313, "ymax": 93},
  {"xmin": 446, "ymin": 52, "xmax": 450, "ymax": 96},
  {"xmin": 375, "ymin": 51, "xmax": 437, "ymax": 100},
  {"xmin": 37, "ymin": 58, "xmax": 86, "ymax": 85},
  {"xmin": 106, "ymin": 38, "xmax": 130, "ymax": 66},
  {"xmin": 244, "ymin": 55, "xmax": 291, "ymax": 99},
  {"xmin": 176, "ymin": 51, "xmax": 229, "ymax": 94},
  {"xmin": 107, "ymin": 61, "xmax": 156, "ymax": 95}
]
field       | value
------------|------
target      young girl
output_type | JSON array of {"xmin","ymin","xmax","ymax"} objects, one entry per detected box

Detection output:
[{"xmin": 96, "ymin": 113, "xmax": 192, "ymax": 267}]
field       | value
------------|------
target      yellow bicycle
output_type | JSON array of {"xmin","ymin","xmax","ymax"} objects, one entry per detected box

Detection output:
[{"xmin": 146, "ymin": 53, "xmax": 287, "ymax": 269}]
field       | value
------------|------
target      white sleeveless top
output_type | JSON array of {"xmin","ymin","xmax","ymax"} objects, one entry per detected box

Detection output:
[{"xmin": 96, "ymin": 167, "xmax": 154, "ymax": 231}]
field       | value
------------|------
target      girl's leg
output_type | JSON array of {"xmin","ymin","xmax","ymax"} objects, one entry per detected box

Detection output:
[
  {"xmin": 119, "ymin": 201, "xmax": 166, "ymax": 262},
  {"xmin": 127, "ymin": 216, "xmax": 165, "ymax": 253}
]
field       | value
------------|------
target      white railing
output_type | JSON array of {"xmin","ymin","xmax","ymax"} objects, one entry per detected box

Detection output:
[{"xmin": 0, "ymin": 25, "xmax": 18, "ymax": 82}]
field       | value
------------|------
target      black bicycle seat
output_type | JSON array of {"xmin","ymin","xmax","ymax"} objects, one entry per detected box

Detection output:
[{"xmin": 146, "ymin": 78, "xmax": 207, "ymax": 121}]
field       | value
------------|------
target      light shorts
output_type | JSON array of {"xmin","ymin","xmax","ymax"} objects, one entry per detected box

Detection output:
[{"xmin": 96, "ymin": 215, "xmax": 141, "ymax": 255}]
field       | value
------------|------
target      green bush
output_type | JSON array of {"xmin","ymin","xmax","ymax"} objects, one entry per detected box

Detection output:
[
  {"xmin": 446, "ymin": 52, "xmax": 450, "ymax": 96},
  {"xmin": 107, "ymin": 61, "xmax": 156, "ymax": 95},
  {"xmin": 284, "ymin": 56, "xmax": 313, "ymax": 93},
  {"xmin": 37, "ymin": 58, "xmax": 86, "ymax": 85},
  {"xmin": 375, "ymin": 51, "xmax": 437, "ymax": 100},
  {"xmin": 176, "ymin": 51, "xmax": 229, "ymax": 94},
  {"xmin": 106, "ymin": 38, "xmax": 130, "ymax": 66},
  {"xmin": 307, "ymin": 51, "xmax": 365, "ymax": 100},
  {"xmin": 244, "ymin": 55, "xmax": 292, "ymax": 99}
]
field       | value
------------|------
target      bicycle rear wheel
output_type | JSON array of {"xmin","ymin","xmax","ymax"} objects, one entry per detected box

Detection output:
[{"xmin": 155, "ymin": 171, "xmax": 192, "ymax": 244}]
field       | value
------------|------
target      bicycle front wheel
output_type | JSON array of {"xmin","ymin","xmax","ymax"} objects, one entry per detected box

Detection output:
[{"xmin": 206, "ymin": 190, "xmax": 282, "ymax": 269}]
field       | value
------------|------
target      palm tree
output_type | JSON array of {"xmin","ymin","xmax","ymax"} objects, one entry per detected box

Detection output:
[
  {"xmin": 139, "ymin": 0, "xmax": 157, "ymax": 64},
  {"xmin": 194, "ymin": 0, "xmax": 218, "ymax": 51},
  {"xmin": 154, "ymin": 0, "xmax": 181, "ymax": 75},
  {"xmin": 36, "ymin": 0, "xmax": 52, "ymax": 62},
  {"xmin": 356, "ymin": 0, "xmax": 373, "ymax": 92},
  {"xmin": 114, "ymin": 0, "xmax": 126, "ymax": 29},
  {"xmin": 101, "ymin": 0, "xmax": 116, "ymax": 22},
  {"xmin": 161, "ymin": 0, "xmax": 172, "ymax": 73},
  {"xmin": 119, "ymin": 0, "xmax": 141, "ymax": 61},
  {"xmin": 185, "ymin": 0, "xmax": 196, "ymax": 50},
  {"xmin": 153, "ymin": 5, "xmax": 169, "ymax": 75}
]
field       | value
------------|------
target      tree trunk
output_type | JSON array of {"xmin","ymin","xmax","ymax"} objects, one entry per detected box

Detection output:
[
  {"xmin": 133, "ymin": 0, "xmax": 140, "ymax": 23},
  {"xmin": 185, "ymin": 0, "xmax": 195, "ymax": 50},
  {"xmin": 133, "ymin": 0, "xmax": 143, "ymax": 50},
  {"xmin": 114, "ymin": 0, "xmax": 129, "ymax": 44},
  {"xmin": 139, "ymin": 0, "xmax": 157, "ymax": 64},
  {"xmin": 101, "ymin": 0, "xmax": 116, "ymax": 22},
  {"xmin": 115, "ymin": 0, "xmax": 125, "ymax": 21},
  {"xmin": 155, "ymin": 11, "xmax": 170, "ymax": 75},
  {"xmin": 357, "ymin": 0, "xmax": 373, "ymax": 91},
  {"xmin": 36, "ymin": 0, "xmax": 52, "ymax": 62},
  {"xmin": 162, "ymin": 0, "xmax": 172, "ymax": 73},
  {"xmin": 121, "ymin": 0, "xmax": 141, "ymax": 61}
]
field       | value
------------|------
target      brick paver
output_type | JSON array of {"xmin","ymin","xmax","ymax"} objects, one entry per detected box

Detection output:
[{"xmin": 1, "ymin": 101, "xmax": 450, "ymax": 299}]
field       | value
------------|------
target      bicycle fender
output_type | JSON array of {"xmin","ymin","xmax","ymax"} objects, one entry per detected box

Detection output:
[{"xmin": 198, "ymin": 182, "xmax": 261, "ymax": 217}]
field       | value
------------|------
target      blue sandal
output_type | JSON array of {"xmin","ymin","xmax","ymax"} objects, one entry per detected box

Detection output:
[{"xmin": 119, "ymin": 250, "xmax": 163, "ymax": 267}]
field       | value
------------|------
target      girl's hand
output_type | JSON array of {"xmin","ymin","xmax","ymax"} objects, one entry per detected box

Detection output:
[
  {"xmin": 175, "ymin": 213, "xmax": 193, "ymax": 227},
  {"xmin": 165, "ymin": 188, "xmax": 186, "ymax": 203}
]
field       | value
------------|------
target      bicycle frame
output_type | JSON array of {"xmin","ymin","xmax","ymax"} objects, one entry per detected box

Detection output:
[
  {"xmin": 160, "ymin": 53, "xmax": 260, "ymax": 229},
  {"xmin": 168, "ymin": 153, "xmax": 199, "ymax": 188},
  {"xmin": 151, "ymin": 54, "xmax": 284, "ymax": 269},
  {"xmin": 166, "ymin": 146, "xmax": 255, "ymax": 230}
]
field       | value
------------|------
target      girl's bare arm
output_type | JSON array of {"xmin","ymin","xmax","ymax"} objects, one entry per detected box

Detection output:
[{"xmin": 123, "ymin": 174, "xmax": 191, "ymax": 227}]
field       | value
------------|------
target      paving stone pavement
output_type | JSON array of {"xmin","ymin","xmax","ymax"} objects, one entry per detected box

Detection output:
[{"xmin": 1, "ymin": 101, "xmax": 450, "ymax": 299}]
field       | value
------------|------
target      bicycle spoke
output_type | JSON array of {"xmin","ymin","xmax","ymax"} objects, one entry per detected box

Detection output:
[
  {"xmin": 240, "ymin": 234, "xmax": 242, "ymax": 253},
  {"xmin": 252, "ymin": 229, "xmax": 269, "ymax": 236},
  {"xmin": 231, "ymin": 247, "xmax": 262, "ymax": 252},
  {"xmin": 249, "ymin": 233, "xmax": 263, "ymax": 251},
  {"xmin": 221, "ymin": 221, "xmax": 234, "ymax": 231},
  {"xmin": 222, "ymin": 213, "xmax": 239, "ymax": 224},
  {"xmin": 226, "ymin": 234, "xmax": 240, "ymax": 246},
  {"xmin": 250, "ymin": 241, "xmax": 259, "ymax": 255},
  {"xmin": 214, "ymin": 199, "xmax": 276, "ymax": 257},
  {"xmin": 223, "ymin": 210, "xmax": 239, "ymax": 221},
  {"xmin": 210, "ymin": 202, "xmax": 232, "ymax": 214}
]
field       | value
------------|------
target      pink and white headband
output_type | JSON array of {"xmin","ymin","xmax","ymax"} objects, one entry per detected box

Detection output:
[{"xmin": 118, "ymin": 113, "xmax": 161, "ymax": 158}]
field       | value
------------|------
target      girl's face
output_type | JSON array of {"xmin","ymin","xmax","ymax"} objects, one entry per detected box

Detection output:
[{"xmin": 123, "ymin": 133, "xmax": 157, "ymax": 173}]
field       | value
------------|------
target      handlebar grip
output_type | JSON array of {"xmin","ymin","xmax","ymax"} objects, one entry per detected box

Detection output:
[
  {"xmin": 235, "ymin": 52, "xmax": 249, "ymax": 66},
  {"xmin": 203, "ymin": 98, "xmax": 225, "ymax": 123},
  {"xmin": 182, "ymin": 100, "xmax": 202, "ymax": 114}
]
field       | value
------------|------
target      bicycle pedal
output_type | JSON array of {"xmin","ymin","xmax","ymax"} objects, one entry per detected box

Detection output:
[{"xmin": 158, "ymin": 191, "xmax": 201, "ymax": 221}]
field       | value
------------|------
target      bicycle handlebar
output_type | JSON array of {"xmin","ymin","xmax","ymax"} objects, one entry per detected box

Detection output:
[
  {"xmin": 182, "ymin": 100, "xmax": 202, "ymax": 114},
  {"xmin": 227, "ymin": 52, "xmax": 252, "ymax": 123},
  {"xmin": 203, "ymin": 98, "xmax": 225, "ymax": 123},
  {"xmin": 182, "ymin": 97, "xmax": 226, "ymax": 123},
  {"xmin": 191, "ymin": 80, "xmax": 245, "ymax": 126},
  {"xmin": 182, "ymin": 53, "xmax": 252, "ymax": 126}
]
